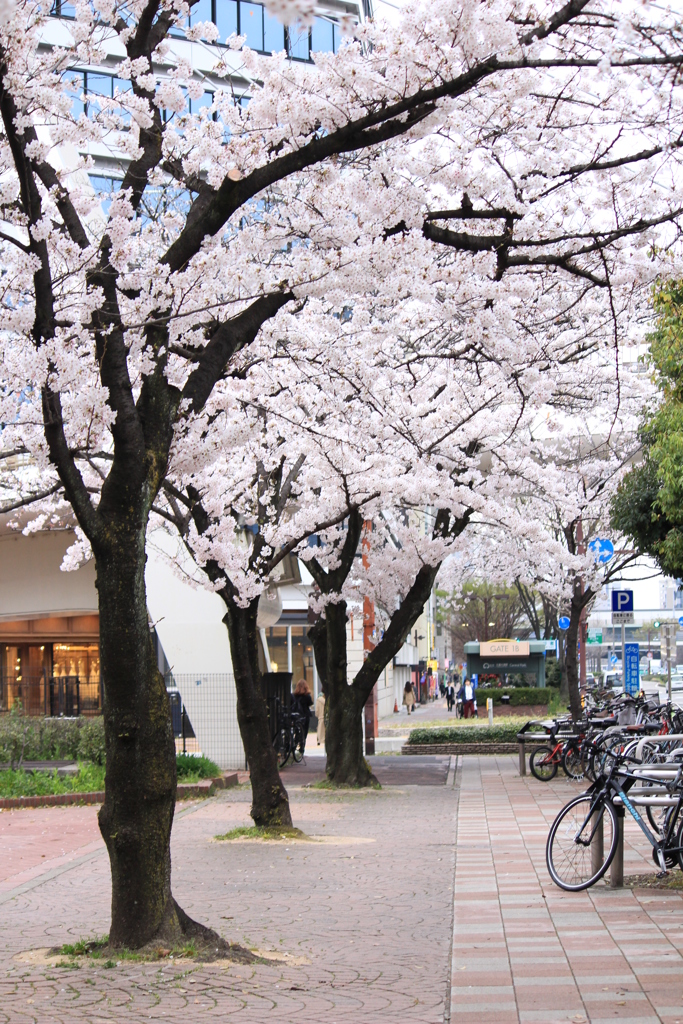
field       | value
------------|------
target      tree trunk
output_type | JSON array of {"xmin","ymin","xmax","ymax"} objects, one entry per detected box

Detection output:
[
  {"xmin": 222, "ymin": 597, "xmax": 292, "ymax": 826},
  {"xmin": 559, "ymin": 631, "xmax": 569, "ymax": 705},
  {"xmin": 323, "ymin": 601, "xmax": 375, "ymax": 787},
  {"xmin": 565, "ymin": 600, "xmax": 583, "ymax": 722},
  {"xmin": 95, "ymin": 530, "xmax": 181, "ymax": 948}
]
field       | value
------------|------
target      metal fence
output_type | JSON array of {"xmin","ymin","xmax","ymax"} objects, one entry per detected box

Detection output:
[
  {"xmin": 0, "ymin": 671, "xmax": 246, "ymax": 771},
  {"xmin": 0, "ymin": 675, "xmax": 101, "ymax": 717},
  {"xmin": 167, "ymin": 673, "xmax": 245, "ymax": 770}
]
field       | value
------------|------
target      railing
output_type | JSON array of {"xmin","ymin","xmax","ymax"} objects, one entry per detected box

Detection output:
[{"xmin": 0, "ymin": 675, "xmax": 101, "ymax": 717}]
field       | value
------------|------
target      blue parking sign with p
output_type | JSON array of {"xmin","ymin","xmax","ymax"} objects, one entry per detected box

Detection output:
[{"xmin": 611, "ymin": 590, "xmax": 633, "ymax": 612}]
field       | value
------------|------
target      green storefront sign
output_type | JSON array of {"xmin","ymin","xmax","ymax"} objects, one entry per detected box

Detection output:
[
  {"xmin": 464, "ymin": 639, "xmax": 551, "ymax": 687},
  {"xmin": 587, "ymin": 629, "xmax": 603, "ymax": 645}
]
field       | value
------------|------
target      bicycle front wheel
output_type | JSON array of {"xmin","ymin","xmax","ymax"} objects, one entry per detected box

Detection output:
[
  {"xmin": 546, "ymin": 793, "xmax": 619, "ymax": 891},
  {"xmin": 530, "ymin": 745, "xmax": 558, "ymax": 781}
]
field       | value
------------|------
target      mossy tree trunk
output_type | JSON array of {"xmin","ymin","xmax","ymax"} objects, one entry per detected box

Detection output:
[
  {"xmin": 565, "ymin": 587, "xmax": 586, "ymax": 722},
  {"xmin": 95, "ymin": 528, "xmax": 182, "ymax": 947},
  {"xmin": 221, "ymin": 596, "xmax": 292, "ymax": 827},
  {"xmin": 323, "ymin": 600, "xmax": 373, "ymax": 786}
]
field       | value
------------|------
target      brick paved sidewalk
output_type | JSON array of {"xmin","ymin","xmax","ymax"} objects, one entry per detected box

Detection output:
[
  {"xmin": 451, "ymin": 755, "xmax": 683, "ymax": 1024},
  {"xmin": 0, "ymin": 768, "xmax": 458, "ymax": 1023}
]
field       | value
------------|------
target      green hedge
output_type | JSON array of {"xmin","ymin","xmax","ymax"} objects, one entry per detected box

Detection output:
[
  {"xmin": 0, "ymin": 713, "xmax": 105, "ymax": 767},
  {"xmin": 476, "ymin": 687, "xmax": 551, "ymax": 706},
  {"xmin": 408, "ymin": 725, "xmax": 522, "ymax": 745}
]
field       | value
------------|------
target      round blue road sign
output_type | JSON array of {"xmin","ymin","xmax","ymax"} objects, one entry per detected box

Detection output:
[
  {"xmin": 588, "ymin": 538, "xmax": 615, "ymax": 564},
  {"xmin": 558, "ymin": 616, "xmax": 571, "ymax": 630}
]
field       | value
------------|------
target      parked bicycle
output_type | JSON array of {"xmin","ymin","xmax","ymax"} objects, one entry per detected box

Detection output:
[
  {"xmin": 273, "ymin": 698, "xmax": 307, "ymax": 768},
  {"xmin": 546, "ymin": 748, "xmax": 683, "ymax": 891}
]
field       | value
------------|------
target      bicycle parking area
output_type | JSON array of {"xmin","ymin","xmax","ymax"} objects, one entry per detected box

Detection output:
[{"xmin": 452, "ymin": 754, "xmax": 683, "ymax": 1024}]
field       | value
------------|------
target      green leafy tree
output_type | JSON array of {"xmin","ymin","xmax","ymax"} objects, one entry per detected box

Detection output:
[{"xmin": 612, "ymin": 282, "xmax": 683, "ymax": 578}]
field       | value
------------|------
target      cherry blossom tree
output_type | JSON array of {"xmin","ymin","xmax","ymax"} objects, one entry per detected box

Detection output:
[{"xmin": 0, "ymin": 0, "xmax": 682, "ymax": 947}]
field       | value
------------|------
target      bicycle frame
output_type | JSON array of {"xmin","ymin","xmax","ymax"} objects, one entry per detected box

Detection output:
[{"xmin": 577, "ymin": 763, "xmax": 683, "ymax": 874}]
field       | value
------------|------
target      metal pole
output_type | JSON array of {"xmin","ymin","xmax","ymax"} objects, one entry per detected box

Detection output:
[
  {"xmin": 181, "ymin": 704, "xmax": 186, "ymax": 755},
  {"xmin": 487, "ymin": 697, "xmax": 493, "ymax": 726},
  {"xmin": 668, "ymin": 625, "xmax": 672, "ymax": 702},
  {"xmin": 610, "ymin": 807, "xmax": 624, "ymax": 888},
  {"xmin": 621, "ymin": 622, "xmax": 626, "ymax": 692},
  {"xmin": 287, "ymin": 625, "xmax": 293, "ymax": 674},
  {"xmin": 591, "ymin": 810, "xmax": 604, "ymax": 879}
]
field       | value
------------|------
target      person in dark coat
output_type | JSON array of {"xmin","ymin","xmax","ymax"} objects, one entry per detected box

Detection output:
[
  {"xmin": 291, "ymin": 679, "xmax": 314, "ymax": 747},
  {"xmin": 445, "ymin": 680, "xmax": 456, "ymax": 711}
]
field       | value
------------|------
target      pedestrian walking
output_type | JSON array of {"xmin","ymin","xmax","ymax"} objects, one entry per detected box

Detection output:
[
  {"xmin": 458, "ymin": 677, "xmax": 476, "ymax": 719},
  {"xmin": 403, "ymin": 681, "xmax": 416, "ymax": 714},
  {"xmin": 292, "ymin": 679, "xmax": 314, "ymax": 746},
  {"xmin": 446, "ymin": 680, "xmax": 456, "ymax": 711},
  {"xmin": 315, "ymin": 691, "xmax": 326, "ymax": 747}
]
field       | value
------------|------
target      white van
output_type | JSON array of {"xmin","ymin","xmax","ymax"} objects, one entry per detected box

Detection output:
[{"xmin": 602, "ymin": 671, "xmax": 622, "ymax": 690}]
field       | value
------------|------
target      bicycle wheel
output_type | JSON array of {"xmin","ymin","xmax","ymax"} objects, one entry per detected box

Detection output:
[
  {"xmin": 291, "ymin": 723, "xmax": 305, "ymax": 763},
  {"xmin": 275, "ymin": 727, "xmax": 290, "ymax": 768},
  {"xmin": 562, "ymin": 744, "xmax": 584, "ymax": 781},
  {"xmin": 546, "ymin": 793, "xmax": 619, "ymax": 891},
  {"xmin": 530, "ymin": 745, "xmax": 558, "ymax": 781}
]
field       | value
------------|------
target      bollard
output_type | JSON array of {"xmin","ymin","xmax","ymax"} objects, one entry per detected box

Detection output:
[
  {"xmin": 487, "ymin": 697, "xmax": 493, "ymax": 727},
  {"xmin": 519, "ymin": 739, "xmax": 526, "ymax": 776},
  {"xmin": 610, "ymin": 806, "xmax": 624, "ymax": 888},
  {"xmin": 591, "ymin": 809, "xmax": 604, "ymax": 878}
]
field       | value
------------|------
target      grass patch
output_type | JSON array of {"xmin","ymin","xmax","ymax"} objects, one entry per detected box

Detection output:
[
  {"xmin": 308, "ymin": 777, "xmax": 382, "ymax": 790},
  {"xmin": 0, "ymin": 754, "xmax": 223, "ymax": 798},
  {"xmin": 56, "ymin": 937, "xmax": 210, "ymax": 965},
  {"xmin": 176, "ymin": 754, "xmax": 221, "ymax": 782},
  {"xmin": 215, "ymin": 825, "xmax": 309, "ymax": 841},
  {"xmin": 0, "ymin": 762, "xmax": 106, "ymax": 798}
]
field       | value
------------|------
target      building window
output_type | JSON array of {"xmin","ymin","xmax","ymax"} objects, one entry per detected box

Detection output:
[{"xmin": 52, "ymin": 1, "xmax": 347, "ymax": 58}]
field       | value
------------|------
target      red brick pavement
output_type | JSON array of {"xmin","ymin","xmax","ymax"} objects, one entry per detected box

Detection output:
[{"xmin": 451, "ymin": 755, "xmax": 683, "ymax": 1024}]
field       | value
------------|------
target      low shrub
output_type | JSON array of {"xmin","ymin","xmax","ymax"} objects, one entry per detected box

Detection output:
[
  {"xmin": 176, "ymin": 754, "xmax": 220, "ymax": 781},
  {"xmin": 0, "ymin": 712, "xmax": 105, "ymax": 767},
  {"xmin": 0, "ymin": 762, "xmax": 106, "ymax": 797},
  {"xmin": 407, "ymin": 724, "xmax": 521, "ymax": 745},
  {"xmin": 476, "ymin": 687, "xmax": 551, "ymax": 706}
]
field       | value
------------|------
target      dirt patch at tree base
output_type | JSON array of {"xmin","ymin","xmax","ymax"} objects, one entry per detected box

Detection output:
[{"xmin": 623, "ymin": 872, "xmax": 683, "ymax": 891}]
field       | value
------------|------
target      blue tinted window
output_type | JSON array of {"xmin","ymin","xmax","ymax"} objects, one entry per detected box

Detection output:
[
  {"xmin": 216, "ymin": 0, "xmax": 238, "ymax": 41},
  {"xmin": 333, "ymin": 23, "xmax": 342, "ymax": 51},
  {"xmin": 86, "ymin": 73, "xmax": 112, "ymax": 97},
  {"xmin": 311, "ymin": 17, "xmax": 334, "ymax": 53},
  {"xmin": 63, "ymin": 70, "xmax": 85, "ymax": 119},
  {"xmin": 263, "ymin": 11, "xmax": 285, "ymax": 52},
  {"xmin": 190, "ymin": 91, "xmax": 214, "ymax": 114},
  {"xmin": 288, "ymin": 22, "xmax": 309, "ymax": 60},
  {"xmin": 239, "ymin": 2, "xmax": 263, "ymax": 50},
  {"xmin": 190, "ymin": 0, "xmax": 212, "ymax": 32},
  {"xmin": 86, "ymin": 73, "xmax": 112, "ymax": 118},
  {"xmin": 53, "ymin": 0, "xmax": 76, "ymax": 15}
]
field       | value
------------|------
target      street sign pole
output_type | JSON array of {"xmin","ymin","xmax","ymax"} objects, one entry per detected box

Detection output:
[{"xmin": 622, "ymin": 622, "xmax": 625, "ymax": 693}]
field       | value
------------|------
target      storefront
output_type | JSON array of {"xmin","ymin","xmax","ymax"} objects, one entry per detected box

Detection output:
[
  {"xmin": 0, "ymin": 615, "xmax": 100, "ymax": 716},
  {"xmin": 261, "ymin": 613, "xmax": 317, "ymax": 695}
]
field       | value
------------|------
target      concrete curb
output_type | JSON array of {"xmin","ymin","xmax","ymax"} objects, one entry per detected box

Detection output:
[
  {"xmin": 0, "ymin": 771, "xmax": 239, "ymax": 810},
  {"xmin": 401, "ymin": 742, "xmax": 544, "ymax": 755}
]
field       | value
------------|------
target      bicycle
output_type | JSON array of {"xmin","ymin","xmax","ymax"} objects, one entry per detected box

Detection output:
[
  {"xmin": 529, "ymin": 725, "xmax": 584, "ymax": 782},
  {"xmin": 546, "ymin": 752, "xmax": 683, "ymax": 891},
  {"xmin": 273, "ymin": 699, "xmax": 307, "ymax": 768}
]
